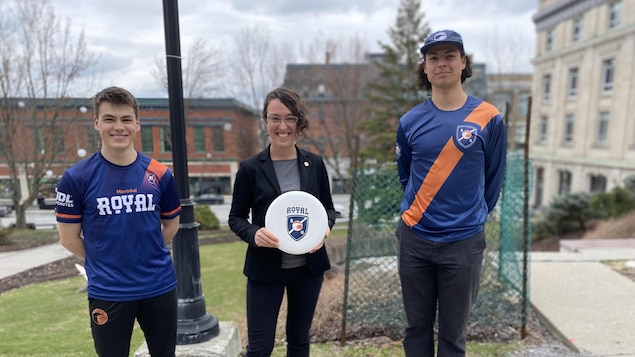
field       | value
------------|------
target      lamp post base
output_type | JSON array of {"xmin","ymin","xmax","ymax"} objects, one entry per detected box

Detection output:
[{"xmin": 135, "ymin": 321, "xmax": 239, "ymax": 357}]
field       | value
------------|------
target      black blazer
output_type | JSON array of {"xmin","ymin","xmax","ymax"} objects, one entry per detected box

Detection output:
[{"xmin": 228, "ymin": 145, "xmax": 336, "ymax": 282}]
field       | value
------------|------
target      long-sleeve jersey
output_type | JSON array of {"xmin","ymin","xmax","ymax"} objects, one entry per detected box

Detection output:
[
  {"xmin": 396, "ymin": 95, "xmax": 507, "ymax": 242},
  {"xmin": 55, "ymin": 152, "xmax": 182, "ymax": 301}
]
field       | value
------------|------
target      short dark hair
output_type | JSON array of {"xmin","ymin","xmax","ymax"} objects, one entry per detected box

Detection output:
[
  {"xmin": 262, "ymin": 87, "xmax": 309, "ymax": 139},
  {"xmin": 92, "ymin": 86, "xmax": 139, "ymax": 119},
  {"xmin": 416, "ymin": 54, "xmax": 473, "ymax": 91}
]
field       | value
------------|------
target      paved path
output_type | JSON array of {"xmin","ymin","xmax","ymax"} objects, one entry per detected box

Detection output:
[
  {"xmin": 0, "ymin": 243, "xmax": 72, "ymax": 280},
  {"xmin": 531, "ymin": 239, "xmax": 635, "ymax": 356}
]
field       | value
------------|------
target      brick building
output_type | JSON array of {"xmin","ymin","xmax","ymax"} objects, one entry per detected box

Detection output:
[{"xmin": 0, "ymin": 97, "xmax": 259, "ymax": 205}]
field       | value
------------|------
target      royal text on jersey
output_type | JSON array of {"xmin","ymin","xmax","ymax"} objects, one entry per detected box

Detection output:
[{"xmin": 96, "ymin": 194, "xmax": 156, "ymax": 215}]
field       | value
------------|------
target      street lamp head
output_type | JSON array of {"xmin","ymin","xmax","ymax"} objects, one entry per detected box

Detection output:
[
  {"xmin": 18, "ymin": 101, "xmax": 25, "ymax": 108},
  {"xmin": 77, "ymin": 148, "xmax": 87, "ymax": 158},
  {"xmin": 79, "ymin": 106, "xmax": 88, "ymax": 114}
]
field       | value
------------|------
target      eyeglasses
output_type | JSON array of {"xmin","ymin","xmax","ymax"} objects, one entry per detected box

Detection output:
[{"xmin": 266, "ymin": 115, "xmax": 298, "ymax": 126}]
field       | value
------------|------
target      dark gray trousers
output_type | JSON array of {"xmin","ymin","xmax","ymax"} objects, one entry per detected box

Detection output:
[{"xmin": 397, "ymin": 220, "xmax": 485, "ymax": 357}]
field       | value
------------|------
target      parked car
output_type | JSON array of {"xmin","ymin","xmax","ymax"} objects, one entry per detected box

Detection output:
[
  {"xmin": 333, "ymin": 203, "xmax": 345, "ymax": 218},
  {"xmin": 194, "ymin": 193, "xmax": 225, "ymax": 205},
  {"xmin": 0, "ymin": 205, "xmax": 10, "ymax": 217}
]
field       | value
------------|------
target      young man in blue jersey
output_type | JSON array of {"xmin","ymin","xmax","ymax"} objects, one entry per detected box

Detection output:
[
  {"xmin": 395, "ymin": 30, "xmax": 507, "ymax": 356},
  {"xmin": 56, "ymin": 86, "xmax": 182, "ymax": 357}
]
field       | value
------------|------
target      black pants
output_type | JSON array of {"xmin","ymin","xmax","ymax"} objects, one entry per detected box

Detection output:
[
  {"xmin": 245, "ymin": 266, "xmax": 324, "ymax": 357},
  {"xmin": 88, "ymin": 289, "xmax": 177, "ymax": 357},
  {"xmin": 397, "ymin": 220, "xmax": 485, "ymax": 357}
]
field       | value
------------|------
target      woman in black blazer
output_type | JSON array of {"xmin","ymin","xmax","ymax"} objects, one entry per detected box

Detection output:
[{"xmin": 228, "ymin": 87, "xmax": 336, "ymax": 357}]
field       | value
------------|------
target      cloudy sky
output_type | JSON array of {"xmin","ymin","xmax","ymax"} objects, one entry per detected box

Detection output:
[{"xmin": 49, "ymin": 0, "xmax": 538, "ymax": 98}]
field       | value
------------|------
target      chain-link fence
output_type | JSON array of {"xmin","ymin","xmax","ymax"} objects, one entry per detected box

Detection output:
[{"xmin": 341, "ymin": 150, "xmax": 531, "ymax": 342}]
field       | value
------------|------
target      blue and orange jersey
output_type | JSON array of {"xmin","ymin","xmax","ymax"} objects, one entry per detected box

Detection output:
[
  {"xmin": 396, "ymin": 96, "xmax": 506, "ymax": 242},
  {"xmin": 55, "ymin": 152, "xmax": 182, "ymax": 301}
]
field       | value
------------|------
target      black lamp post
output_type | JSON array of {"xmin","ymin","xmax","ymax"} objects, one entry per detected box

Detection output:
[{"xmin": 162, "ymin": 0, "xmax": 219, "ymax": 344}]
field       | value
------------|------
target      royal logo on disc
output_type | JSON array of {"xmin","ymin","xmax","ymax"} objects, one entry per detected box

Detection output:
[
  {"xmin": 265, "ymin": 191, "xmax": 329, "ymax": 255},
  {"xmin": 287, "ymin": 215, "xmax": 308, "ymax": 241}
]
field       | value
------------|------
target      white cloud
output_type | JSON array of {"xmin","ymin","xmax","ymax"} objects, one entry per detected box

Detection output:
[{"xmin": 47, "ymin": 0, "xmax": 536, "ymax": 97}]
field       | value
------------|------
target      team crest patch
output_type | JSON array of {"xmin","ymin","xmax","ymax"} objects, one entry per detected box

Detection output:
[
  {"xmin": 287, "ymin": 215, "xmax": 309, "ymax": 241},
  {"xmin": 146, "ymin": 173, "xmax": 157, "ymax": 184},
  {"xmin": 91, "ymin": 308, "xmax": 108, "ymax": 326},
  {"xmin": 456, "ymin": 125, "xmax": 479, "ymax": 149}
]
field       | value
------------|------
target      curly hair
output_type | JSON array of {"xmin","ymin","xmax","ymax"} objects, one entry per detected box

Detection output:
[
  {"xmin": 262, "ymin": 87, "xmax": 309, "ymax": 140},
  {"xmin": 92, "ymin": 86, "xmax": 139, "ymax": 119}
]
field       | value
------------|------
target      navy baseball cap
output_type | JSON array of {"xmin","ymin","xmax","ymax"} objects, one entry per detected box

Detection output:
[{"xmin": 420, "ymin": 30, "xmax": 464, "ymax": 55}]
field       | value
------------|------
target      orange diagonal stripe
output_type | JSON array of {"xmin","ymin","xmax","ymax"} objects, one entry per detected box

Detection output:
[
  {"xmin": 464, "ymin": 102, "xmax": 497, "ymax": 129},
  {"xmin": 402, "ymin": 138, "xmax": 464, "ymax": 227}
]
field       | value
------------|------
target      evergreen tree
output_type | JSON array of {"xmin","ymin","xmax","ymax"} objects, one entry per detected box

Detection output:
[{"xmin": 361, "ymin": 0, "xmax": 430, "ymax": 163}]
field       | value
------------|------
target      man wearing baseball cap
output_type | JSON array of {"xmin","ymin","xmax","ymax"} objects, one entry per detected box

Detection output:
[{"xmin": 395, "ymin": 29, "xmax": 507, "ymax": 356}]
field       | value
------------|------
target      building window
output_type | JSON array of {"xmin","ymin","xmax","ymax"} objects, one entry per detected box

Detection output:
[
  {"xmin": 517, "ymin": 93, "xmax": 530, "ymax": 116},
  {"xmin": 538, "ymin": 116, "xmax": 548, "ymax": 144},
  {"xmin": 558, "ymin": 170, "xmax": 572, "ymax": 195},
  {"xmin": 534, "ymin": 167, "xmax": 544, "ymax": 209},
  {"xmin": 315, "ymin": 136, "xmax": 327, "ymax": 152},
  {"xmin": 608, "ymin": 1, "xmax": 621, "ymax": 29},
  {"xmin": 597, "ymin": 111, "xmax": 610, "ymax": 146},
  {"xmin": 542, "ymin": 74, "xmax": 551, "ymax": 101},
  {"xmin": 515, "ymin": 122, "xmax": 527, "ymax": 146},
  {"xmin": 572, "ymin": 16, "xmax": 583, "ymax": 41},
  {"xmin": 161, "ymin": 127, "xmax": 172, "ymax": 153},
  {"xmin": 212, "ymin": 126, "xmax": 224, "ymax": 152},
  {"xmin": 141, "ymin": 126, "xmax": 153, "ymax": 153},
  {"xmin": 601, "ymin": 58, "xmax": 615, "ymax": 92},
  {"xmin": 546, "ymin": 29, "xmax": 554, "ymax": 51},
  {"xmin": 194, "ymin": 126, "xmax": 205, "ymax": 152},
  {"xmin": 564, "ymin": 114, "xmax": 574, "ymax": 144},
  {"xmin": 317, "ymin": 108, "xmax": 326, "ymax": 126},
  {"xmin": 492, "ymin": 92, "xmax": 512, "ymax": 114},
  {"xmin": 590, "ymin": 175, "xmax": 607, "ymax": 193},
  {"xmin": 568, "ymin": 67, "xmax": 578, "ymax": 98}
]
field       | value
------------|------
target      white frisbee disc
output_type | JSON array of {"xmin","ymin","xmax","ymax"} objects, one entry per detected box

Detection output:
[{"xmin": 265, "ymin": 191, "xmax": 328, "ymax": 255}]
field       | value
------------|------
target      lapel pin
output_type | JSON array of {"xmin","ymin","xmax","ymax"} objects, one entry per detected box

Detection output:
[{"xmin": 304, "ymin": 161, "xmax": 309, "ymax": 167}]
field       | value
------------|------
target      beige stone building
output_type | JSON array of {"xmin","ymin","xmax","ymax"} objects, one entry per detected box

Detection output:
[{"xmin": 530, "ymin": 0, "xmax": 635, "ymax": 209}]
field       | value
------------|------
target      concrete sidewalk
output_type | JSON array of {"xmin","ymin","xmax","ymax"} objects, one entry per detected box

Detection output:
[
  {"xmin": 531, "ymin": 239, "xmax": 635, "ymax": 356},
  {"xmin": 0, "ymin": 243, "xmax": 72, "ymax": 280}
]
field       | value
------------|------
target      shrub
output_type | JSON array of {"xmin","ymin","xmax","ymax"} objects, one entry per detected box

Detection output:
[
  {"xmin": 531, "ymin": 192, "xmax": 594, "ymax": 239},
  {"xmin": 194, "ymin": 204, "xmax": 220, "ymax": 230},
  {"xmin": 0, "ymin": 226, "xmax": 13, "ymax": 246},
  {"xmin": 590, "ymin": 186, "xmax": 635, "ymax": 219}
]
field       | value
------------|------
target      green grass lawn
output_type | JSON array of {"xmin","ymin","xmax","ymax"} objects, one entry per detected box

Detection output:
[{"xmin": 0, "ymin": 233, "xmax": 521, "ymax": 356}]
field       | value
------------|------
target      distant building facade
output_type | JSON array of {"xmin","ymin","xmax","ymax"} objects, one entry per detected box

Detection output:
[
  {"xmin": 0, "ymin": 97, "xmax": 258, "ymax": 205},
  {"xmin": 531, "ymin": 0, "xmax": 635, "ymax": 209}
]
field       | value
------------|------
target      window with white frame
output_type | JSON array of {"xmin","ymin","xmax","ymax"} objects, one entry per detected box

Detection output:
[
  {"xmin": 601, "ymin": 58, "xmax": 615, "ymax": 92},
  {"xmin": 564, "ymin": 114, "xmax": 574, "ymax": 144},
  {"xmin": 558, "ymin": 170, "xmax": 572, "ymax": 195},
  {"xmin": 542, "ymin": 74, "xmax": 551, "ymax": 101},
  {"xmin": 538, "ymin": 116, "xmax": 548, "ymax": 144},
  {"xmin": 589, "ymin": 174, "xmax": 607, "ymax": 193},
  {"xmin": 568, "ymin": 67, "xmax": 578, "ymax": 98},
  {"xmin": 597, "ymin": 111, "xmax": 610, "ymax": 146},
  {"xmin": 572, "ymin": 16, "xmax": 583, "ymax": 41},
  {"xmin": 608, "ymin": 1, "xmax": 622, "ymax": 29},
  {"xmin": 546, "ymin": 29, "xmax": 554, "ymax": 51},
  {"xmin": 161, "ymin": 127, "xmax": 172, "ymax": 153}
]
